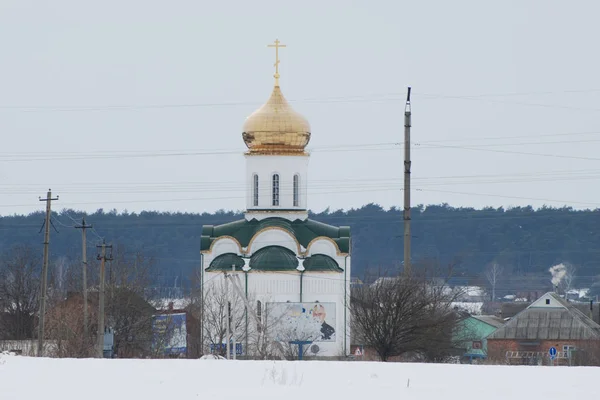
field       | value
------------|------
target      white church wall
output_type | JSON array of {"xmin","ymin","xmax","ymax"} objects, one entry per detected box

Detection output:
[
  {"xmin": 245, "ymin": 154, "xmax": 309, "ymax": 211},
  {"xmin": 306, "ymin": 238, "xmax": 339, "ymax": 258},
  {"xmin": 209, "ymin": 237, "xmax": 242, "ymax": 258},
  {"xmin": 202, "ymin": 269, "xmax": 349, "ymax": 357},
  {"xmin": 248, "ymin": 228, "xmax": 299, "ymax": 255}
]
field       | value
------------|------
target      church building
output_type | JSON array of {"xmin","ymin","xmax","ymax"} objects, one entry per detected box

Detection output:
[{"xmin": 200, "ymin": 40, "xmax": 351, "ymax": 358}]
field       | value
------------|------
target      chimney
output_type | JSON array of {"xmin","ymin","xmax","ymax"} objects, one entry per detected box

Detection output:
[
  {"xmin": 168, "ymin": 301, "xmax": 174, "ymax": 311},
  {"xmin": 590, "ymin": 299, "xmax": 594, "ymax": 320}
]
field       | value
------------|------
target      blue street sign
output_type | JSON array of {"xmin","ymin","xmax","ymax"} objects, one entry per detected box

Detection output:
[
  {"xmin": 549, "ymin": 347, "xmax": 557, "ymax": 359},
  {"xmin": 210, "ymin": 343, "xmax": 243, "ymax": 356}
]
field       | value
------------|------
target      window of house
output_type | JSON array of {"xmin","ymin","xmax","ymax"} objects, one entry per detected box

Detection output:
[
  {"xmin": 546, "ymin": 299, "xmax": 550, "ymax": 305},
  {"xmin": 293, "ymin": 174, "xmax": 299, "ymax": 207},
  {"xmin": 253, "ymin": 174, "xmax": 259, "ymax": 206},
  {"xmin": 272, "ymin": 174, "xmax": 280, "ymax": 206}
]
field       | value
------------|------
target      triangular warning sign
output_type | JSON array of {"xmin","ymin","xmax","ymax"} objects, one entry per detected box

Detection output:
[{"xmin": 354, "ymin": 347, "xmax": 363, "ymax": 356}]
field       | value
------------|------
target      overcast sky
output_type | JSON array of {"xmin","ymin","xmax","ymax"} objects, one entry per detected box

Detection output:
[{"xmin": 1, "ymin": 0, "xmax": 600, "ymax": 216}]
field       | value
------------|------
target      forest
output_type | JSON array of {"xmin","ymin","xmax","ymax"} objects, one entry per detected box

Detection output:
[{"xmin": 1, "ymin": 203, "xmax": 599, "ymax": 294}]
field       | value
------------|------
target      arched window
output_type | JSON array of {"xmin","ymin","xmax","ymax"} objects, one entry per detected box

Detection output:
[
  {"xmin": 257, "ymin": 300, "xmax": 262, "ymax": 332},
  {"xmin": 293, "ymin": 174, "xmax": 299, "ymax": 207},
  {"xmin": 272, "ymin": 174, "xmax": 280, "ymax": 206},
  {"xmin": 253, "ymin": 174, "xmax": 259, "ymax": 207}
]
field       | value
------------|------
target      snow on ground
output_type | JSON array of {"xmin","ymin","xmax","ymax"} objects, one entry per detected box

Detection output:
[{"xmin": 0, "ymin": 353, "xmax": 596, "ymax": 399}]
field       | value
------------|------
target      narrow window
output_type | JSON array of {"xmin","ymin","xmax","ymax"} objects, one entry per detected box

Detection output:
[
  {"xmin": 228, "ymin": 302, "xmax": 232, "ymax": 326},
  {"xmin": 257, "ymin": 300, "xmax": 262, "ymax": 332},
  {"xmin": 272, "ymin": 174, "xmax": 280, "ymax": 206},
  {"xmin": 253, "ymin": 174, "xmax": 259, "ymax": 206},
  {"xmin": 293, "ymin": 174, "xmax": 299, "ymax": 207}
]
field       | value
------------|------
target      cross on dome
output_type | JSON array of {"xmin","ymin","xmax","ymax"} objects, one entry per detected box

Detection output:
[{"xmin": 267, "ymin": 39, "xmax": 286, "ymax": 87}]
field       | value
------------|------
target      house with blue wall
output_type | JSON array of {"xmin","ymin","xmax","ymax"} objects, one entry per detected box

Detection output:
[{"xmin": 454, "ymin": 315, "xmax": 504, "ymax": 363}]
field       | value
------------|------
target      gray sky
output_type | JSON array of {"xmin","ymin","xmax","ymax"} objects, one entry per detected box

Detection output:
[{"xmin": 2, "ymin": 0, "xmax": 600, "ymax": 215}]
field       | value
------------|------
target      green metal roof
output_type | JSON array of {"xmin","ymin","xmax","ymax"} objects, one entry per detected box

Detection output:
[
  {"xmin": 249, "ymin": 246, "xmax": 298, "ymax": 270},
  {"xmin": 206, "ymin": 249, "xmax": 343, "ymax": 272},
  {"xmin": 200, "ymin": 217, "xmax": 350, "ymax": 254},
  {"xmin": 206, "ymin": 253, "xmax": 245, "ymax": 272},
  {"xmin": 303, "ymin": 254, "xmax": 342, "ymax": 272}
]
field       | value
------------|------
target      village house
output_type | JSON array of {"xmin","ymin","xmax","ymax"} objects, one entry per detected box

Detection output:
[
  {"xmin": 487, "ymin": 292, "xmax": 600, "ymax": 366},
  {"xmin": 454, "ymin": 315, "xmax": 504, "ymax": 363}
]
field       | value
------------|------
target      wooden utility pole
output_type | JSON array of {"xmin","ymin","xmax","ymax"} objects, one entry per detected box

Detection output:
[
  {"xmin": 37, "ymin": 189, "xmax": 58, "ymax": 357},
  {"xmin": 403, "ymin": 87, "xmax": 412, "ymax": 275},
  {"xmin": 75, "ymin": 218, "xmax": 93, "ymax": 341},
  {"xmin": 96, "ymin": 240, "xmax": 112, "ymax": 358}
]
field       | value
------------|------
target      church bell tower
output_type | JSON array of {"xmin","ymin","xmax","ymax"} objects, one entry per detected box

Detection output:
[{"xmin": 242, "ymin": 39, "xmax": 310, "ymax": 221}]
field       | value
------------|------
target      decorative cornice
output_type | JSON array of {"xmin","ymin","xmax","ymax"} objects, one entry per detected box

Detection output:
[{"xmin": 244, "ymin": 150, "xmax": 310, "ymax": 157}]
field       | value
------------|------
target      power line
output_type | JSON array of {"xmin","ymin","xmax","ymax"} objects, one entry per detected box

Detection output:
[
  {"xmin": 4, "ymin": 166, "xmax": 600, "ymax": 192},
  {"xmin": 1, "ymin": 133, "xmax": 599, "ymax": 163},
  {"xmin": 417, "ymin": 92, "xmax": 600, "ymax": 113},
  {"xmin": 419, "ymin": 130, "xmax": 600, "ymax": 144},
  {"xmin": 3, "ymin": 171, "xmax": 600, "ymax": 196},
  {"xmin": 418, "ymin": 142, "xmax": 600, "ymax": 162},
  {"xmin": 2, "ymin": 87, "xmax": 600, "ymax": 113},
  {"xmin": 1, "ymin": 180, "xmax": 599, "ymax": 210}
]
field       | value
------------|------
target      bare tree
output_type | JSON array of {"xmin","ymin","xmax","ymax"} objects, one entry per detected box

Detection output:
[
  {"xmin": 195, "ymin": 274, "xmax": 289, "ymax": 360},
  {"xmin": 351, "ymin": 267, "xmax": 463, "ymax": 362},
  {"xmin": 0, "ymin": 246, "xmax": 41, "ymax": 341},
  {"xmin": 484, "ymin": 263, "xmax": 504, "ymax": 301},
  {"xmin": 561, "ymin": 264, "xmax": 577, "ymax": 295},
  {"xmin": 45, "ymin": 257, "xmax": 94, "ymax": 357},
  {"xmin": 201, "ymin": 278, "xmax": 247, "ymax": 358},
  {"xmin": 103, "ymin": 246, "xmax": 156, "ymax": 358},
  {"xmin": 40, "ymin": 246, "xmax": 156, "ymax": 358}
]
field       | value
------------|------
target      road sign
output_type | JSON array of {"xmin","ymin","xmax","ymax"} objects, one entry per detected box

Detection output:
[{"xmin": 549, "ymin": 347, "xmax": 557, "ymax": 360}]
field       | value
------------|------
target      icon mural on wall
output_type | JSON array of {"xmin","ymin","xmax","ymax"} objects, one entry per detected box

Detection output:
[{"xmin": 266, "ymin": 302, "xmax": 336, "ymax": 343}]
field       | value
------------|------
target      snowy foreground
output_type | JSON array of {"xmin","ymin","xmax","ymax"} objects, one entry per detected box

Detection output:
[{"xmin": 0, "ymin": 353, "xmax": 596, "ymax": 399}]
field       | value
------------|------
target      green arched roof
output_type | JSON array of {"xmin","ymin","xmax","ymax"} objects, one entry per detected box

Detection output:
[
  {"xmin": 303, "ymin": 254, "xmax": 342, "ymax": 272},
  {"xmin": 206, "ymin": 253, "xmax": 245, "ymax": 272},
  {"xmin": 249, "ymin": 246, "xmax": 298, "ymax": 271},
  {"xmin": 205, "ymin": 248, "xmax": 343, "ymax": 273},
  {"xmin": 200, "ymin": 217, "xmax": 350, "ymax": 254}
]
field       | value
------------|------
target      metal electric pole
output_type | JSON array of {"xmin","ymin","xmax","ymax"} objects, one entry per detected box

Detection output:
[
  {"xmin": 403, "ymin": 87, "xmax": 412, "ymax": 275},
  {"xmin": 225, "ymin": 271, "xmax": 231, "ymax": 360},
  {"xmin": 231, "ymin": 264, "xmax": 237, "ymax": 360},
  {"xmin": 75, "ymin": 218, "xmax": 93, "ymax": 341},
  {"xmin": 37, "ymin": 189, "xmax": 59, "ymax": 357},
  {"xmin": 96, "ymin": 240, "xmax": 112, "ymax": 358}
]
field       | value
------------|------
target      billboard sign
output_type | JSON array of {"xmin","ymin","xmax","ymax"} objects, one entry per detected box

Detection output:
[
  {"xmin": 152, "ymin": 313, "xmax": 187, "ymax": 355},
  {"xmin": 266, "ymin": 302, "xmax": 336, "ymax": 342}
]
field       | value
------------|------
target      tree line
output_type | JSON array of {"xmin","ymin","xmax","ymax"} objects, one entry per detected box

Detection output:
[{"xmin": 1, "ymin": 203, "xmax": 599, "ymax": 290}]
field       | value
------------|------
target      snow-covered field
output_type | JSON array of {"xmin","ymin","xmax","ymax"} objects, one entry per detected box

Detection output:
[{"xmin": 0, "ymin": 353, "xmax": 595, "ymax": 399}]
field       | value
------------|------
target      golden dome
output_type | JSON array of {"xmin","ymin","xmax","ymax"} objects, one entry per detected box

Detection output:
[{"xmin": 242, "ymin": 85, "xmax": 311, "ymax": 154}]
